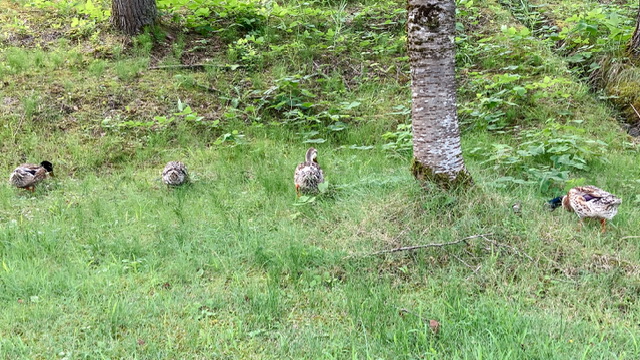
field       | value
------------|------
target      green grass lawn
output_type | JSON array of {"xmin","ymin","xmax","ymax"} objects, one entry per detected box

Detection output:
[{"xmin": 1, "ymin": 0, "xmax": 640, "ymax": 358}]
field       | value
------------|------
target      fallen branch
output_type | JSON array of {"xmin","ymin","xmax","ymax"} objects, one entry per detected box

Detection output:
[
  {"xmin": 621, "ymin": 236, "xmax": 640, "ymax": 240},
  {"xmin": 148, "ymin": 64, "xmax": 227, "ymax": 71},
  {"xmin": 631, "ymin": 104, "xmax": 640, "ymax": 121},
  {"xmin": 367, "ymin": 233, "xmax": 533, "ymax": 261},
  {"xmin": 480, "ymin": 234, "xmax": 534, "ymax": 261},
  {"xmin": 369, "ymin": 234, "xmax": 492, "ymax": 255}
]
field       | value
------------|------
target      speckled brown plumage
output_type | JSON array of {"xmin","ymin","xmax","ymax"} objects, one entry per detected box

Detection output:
[
  {"xmin": 9, "ymin": 161, "xmax": 54, "ymax": 192},
  {"xmin": 294, "ymin": 147, "xmax": 324, "ymax": 196},
  {"xmin": 162, "ymin": 161, "xmax": 189, "ymax": 186},
  {"xmin": 549, "ymin": 185, "xmax": 621, "ymax": 233}
]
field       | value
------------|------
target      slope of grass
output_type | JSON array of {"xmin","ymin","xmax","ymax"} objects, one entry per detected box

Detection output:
[
  {"xmin": 504, "ymin": 0, "xmax": 640, "ymax": 131},
  {"xmin": 1, "ymin": 0, "xmax": 640, "ymax": 358}
]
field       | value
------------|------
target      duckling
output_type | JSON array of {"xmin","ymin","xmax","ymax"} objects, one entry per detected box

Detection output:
[
  {"xmin": 548, "ymin": 185, "xmax": 622, "ymax": 233},
  {"xmin": 294, "ymin": 147, "xmax": 324, "ymax": 196},
  {"xmin": 9, "ymin": 161, "xmax": 54, "ymax": 192},
  {"xmin": 162, "ymin": 161, "xmax": 189, "ymax": 186}
]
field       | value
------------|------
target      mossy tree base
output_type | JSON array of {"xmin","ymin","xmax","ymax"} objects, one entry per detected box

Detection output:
[{"xmin": 411, "ymin": 157, "xmax": 473, "ymax": 189}]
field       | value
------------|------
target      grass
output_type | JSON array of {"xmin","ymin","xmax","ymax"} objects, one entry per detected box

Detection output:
[{"xmin": 1, "ymin": 0, "xmax": 640, "ymax": 358}]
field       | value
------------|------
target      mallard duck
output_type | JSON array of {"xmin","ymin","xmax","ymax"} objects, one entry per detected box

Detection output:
[
  {"xmin": 162, "ymin": 161, "xmax": 189, "ymax": 186},
  {"xmin": 548, "ymin": 185, "xmax": 622, "ymax": 233},
  {"xmin": 294, "ymin": 147, "xmax": 324, "ymax": 196},
  {"xmin": 9, "ymin": 161, "xmax": 54, "ymax": 192},
  {"xmin": 512, "ymin": 202, "xmax": 522, "ymax": 215}
]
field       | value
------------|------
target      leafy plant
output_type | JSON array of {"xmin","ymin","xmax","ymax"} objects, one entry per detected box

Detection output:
[
  {"xmin": 227, "ymin": 35, "xmax": 266, "ymax": 67},
  {"xmin": 550, "ymin": 6, "xmax": 635, "ymax": 76},
  {"xmin": 498, "ymin": 0, "xmax": 553, "ymax": 37},
  {"xmin": 460, "ymin": 69, "xmax": 573, "ymax": 131},
  {"xmin": 474, "ymin": 120, "xmax": 608, "ymax": 190},
  {"xmin": 382, "ymin": 124, "xmax": 412, "ymax": 157},
  {"xmin": 102, "ymin": 99, "xmax": 217, "ymax": 130},
  {"xmin": 76, "ymin": 0, "xmax": 110, "ymax": 20},
  {"xmin": 214, "ymin": 130, "xmax": 246, "ymax": 146},
  {"xmin": 157, "ymin": 0, "xmax": 265, "ymax": 35},
  {"xmin": 260, "ymin": 75, "xmax": 317, "ymax": 113}
]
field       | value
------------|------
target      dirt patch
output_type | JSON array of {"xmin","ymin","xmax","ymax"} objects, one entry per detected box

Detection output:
[
  {"xmin": 147, "ymin": 27, "xmax": 225, "ymax": 66},
  {"xmin": 181, "ymin": 35, "xmax": 225, "ymax": 65}
]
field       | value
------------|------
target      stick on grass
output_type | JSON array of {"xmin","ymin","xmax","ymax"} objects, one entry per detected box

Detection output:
[
  {"xmin": 148, "ymin": 64, "xmax": 222, "ymax": 70},
  {"xmin": 369, "ymin": 234, "xmax": 492, "ymax": 255},
  {"xmin": 367, "ymin": 233, "xmax": 533, "ymax": 261}
]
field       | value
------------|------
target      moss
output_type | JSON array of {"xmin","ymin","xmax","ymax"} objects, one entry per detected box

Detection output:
[
  {"xmin": 607, "ymin": 81, "xmax": 640, "ymax": 106},
  {"xmin": 410, "ymin": 157, "xmax": 473, "ymax": 190},
  {"xmin": 606, "ymin": 79, "xmax": 640, "ymax": 128}
]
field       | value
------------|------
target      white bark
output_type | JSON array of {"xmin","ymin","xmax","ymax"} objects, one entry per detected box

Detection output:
[{"xmin": 408, "ymin": 0, "xmax": 470, "ymax": 184}]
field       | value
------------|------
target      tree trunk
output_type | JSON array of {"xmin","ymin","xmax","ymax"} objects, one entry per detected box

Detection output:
[
  {"xmin": 111, "ymin": 0, "xmax": 157, "ymax": 36},
  {"xmin": 631, "ymin": 0, "xmax": 640, "ymax": 56},
  {"xmin": 407, "ymin": 0, "xmax": 472, "ymax": 188}
]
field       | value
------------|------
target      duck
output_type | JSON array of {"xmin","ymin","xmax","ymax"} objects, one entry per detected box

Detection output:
[
  {"xmin": 162, "ymin": 161, "xmax": 189, "ymax": 186},
  {"xmin": 9, "ymin": 161, "xmax": 54, "ymax": 192},
  {"xmin": 512, "ymin": 202, "xmax": 522, "ymax": 216},
  {"xmin": 548, "ymin": 185, "xmax": 622, "ymax": 233},
  {"xmin": 294, "ymin": 147, "xmax": 324, "ymax": 196}
]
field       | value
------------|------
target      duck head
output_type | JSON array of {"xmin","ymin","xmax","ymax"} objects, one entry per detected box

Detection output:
[
  {"xmin": 40, "ymin": 161, "xmax": 54, "ymax": 177},
  {"xmin": 547, "ymin": 196, "xmax": 563, "ymax": 211},
  {"xmin": 305, "ymin": 147, "xmax": 318, "ymax": 163}
]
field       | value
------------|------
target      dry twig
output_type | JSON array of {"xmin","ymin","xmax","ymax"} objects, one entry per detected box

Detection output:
[
  {"xmin": 369, "ymin": 234, "xmax": 491, "ymax": 255},
  {"xmin": 631, "ymin": 103, "xmax": 640, "ymax": 121},
  {"xmin": 148, "ymin": 64, "xmax": 225, "ymax": 70},
  {"xmin": 480, "ymin": 234, "xmax": 534, "ymax": 261},
  {"xmin": 366, "ymin": 233, "xmax": 533, "ymax": 261}
]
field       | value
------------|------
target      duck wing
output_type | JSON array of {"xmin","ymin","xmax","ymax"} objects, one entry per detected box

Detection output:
[
  {"xmin": 568, "ymin": 186, "xmax": 622, "ymax": 219},
  {"xmin": 10, "ymin": 165, "xmax": 47, "ymax": 188}
]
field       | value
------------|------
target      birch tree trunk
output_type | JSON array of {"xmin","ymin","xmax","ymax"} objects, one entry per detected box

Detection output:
[
  {"xmin": 631, "ymin": 0, "xmax": 640, "ymax": 56},
  {"xmin": 407, "ymin": 0, "xmax": 471, "ymax": 188},
  {"xmin": 111, "ymin": 0, "xmax": 157, "ymax": 36}
]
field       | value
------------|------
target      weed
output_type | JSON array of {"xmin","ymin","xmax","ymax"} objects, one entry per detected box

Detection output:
[
  {"xmin": 133, "ymin": 32, "xmax": 154, "ymax": 57},
  {"xmin": 21, "ymin": 93, "xmax": 40, "ymax": 120},
  {"xmin": 382, "ymin": 123, "xmax": 412, "ymax": 157},
  {"xmin": 88, "ymin": 59, "xmax": 108, "ymax": 77},
  {"xmin": 472, "ymin": 119, "xmax": 608, "ymax": 190},
  {"xmin": 113, "ymin": 58, "xmax": 148, "ymax": 81}
]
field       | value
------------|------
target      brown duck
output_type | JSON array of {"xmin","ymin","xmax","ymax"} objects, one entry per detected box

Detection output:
[
  {"xmin": 294, "ymin": 147, "xmax": 324, "ymax": 196},
  {"xmin": 548, "ymin": 185, "xmax": 622, "ymax": 233},
  {"xmin": 9, "ymin": 161, "xmax": 54, "ymax": 192},
  {"xmin": 162, "ymin": 161, "xmax": 189, "ymax": 186}
]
